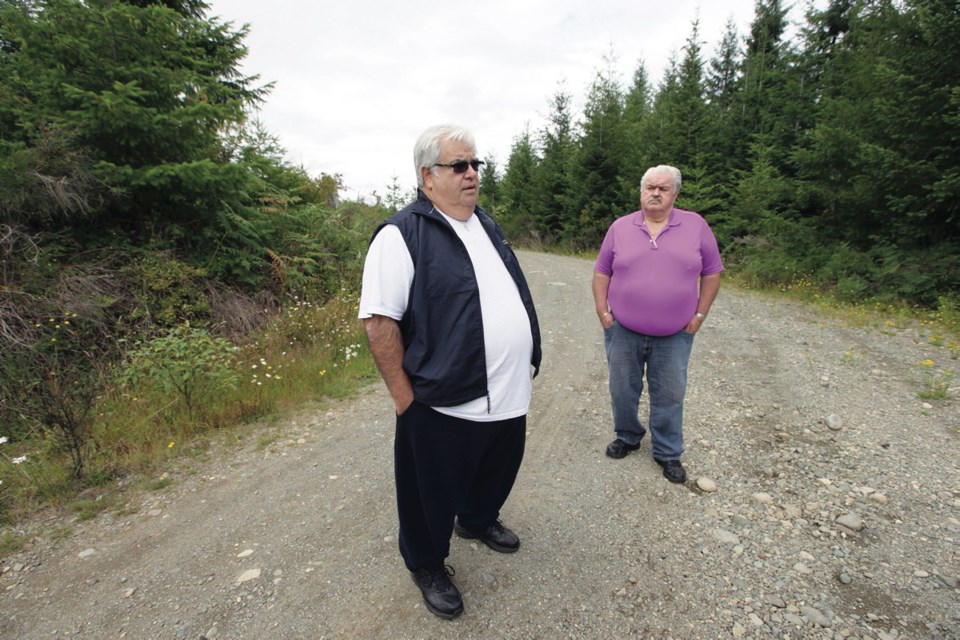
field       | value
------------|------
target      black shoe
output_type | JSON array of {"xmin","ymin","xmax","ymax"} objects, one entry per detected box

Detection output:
[
  {"xmin": 655, "ymin": 458, "xmax": 687, "ymax": 484},
  {"xmin": 454, "ymin": 520, "xmax": 520, "ymax": 553},
  {"xmin": 410, "ymin": 565, "xmax": 463, "ymax": 619},
  {"xmin": 606, "ymin": 438, "xmax": 641, "ymax": 459}
]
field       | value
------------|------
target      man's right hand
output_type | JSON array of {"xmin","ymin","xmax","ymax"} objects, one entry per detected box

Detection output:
[
  {"xmin": 363, "ymin": 315, "xmax": 416, "ymax": 415},
  {"xmin": 395, "ymin": 394, "xmax": 415, "ymax": 416}
]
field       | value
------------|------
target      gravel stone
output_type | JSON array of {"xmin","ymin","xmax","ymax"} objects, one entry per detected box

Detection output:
[{"xmin": 697, "ymin": 477, "xmax": 718, "ymax": 492}]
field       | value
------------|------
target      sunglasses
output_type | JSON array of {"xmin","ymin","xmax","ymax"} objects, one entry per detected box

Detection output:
[{"xmin": 432, "ymin": 159, "xmax": 484, "ymax": 174}]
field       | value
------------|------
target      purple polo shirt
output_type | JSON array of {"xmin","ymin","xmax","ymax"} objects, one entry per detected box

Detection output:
[{"xmin": 594, "ymin": 208, "xmax": 724, "ymax": 336}]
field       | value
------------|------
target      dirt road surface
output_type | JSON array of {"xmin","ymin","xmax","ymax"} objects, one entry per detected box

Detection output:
[{"xmin": 2, "ymin": 251, "xmax": 958, "ymax": 639}]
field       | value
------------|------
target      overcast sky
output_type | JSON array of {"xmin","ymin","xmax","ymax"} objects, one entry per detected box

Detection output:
[{"xmin": 207, "ymin": 1, "xmax": 819, "ymax": 202}]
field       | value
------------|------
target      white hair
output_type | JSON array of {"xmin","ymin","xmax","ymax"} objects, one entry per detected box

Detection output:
[{"xmin": 641, "ymin": 165, "xmax": 682, "ymax": 194}]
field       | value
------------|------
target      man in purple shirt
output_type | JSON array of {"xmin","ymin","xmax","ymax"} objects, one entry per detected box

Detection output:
[{"xmin": 592, "ymin": 165, "xmax": 723, "ymax": 483}]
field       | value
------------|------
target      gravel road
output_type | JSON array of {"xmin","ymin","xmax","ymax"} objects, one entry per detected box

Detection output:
[{"xmin": 1, "ymin": 251, "xmax": 958, "ymax": 640}]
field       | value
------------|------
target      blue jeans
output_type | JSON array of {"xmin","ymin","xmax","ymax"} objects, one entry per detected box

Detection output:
[{"xmin": 603, "ymin": 322, "xmax": 695, "ymax": 460}]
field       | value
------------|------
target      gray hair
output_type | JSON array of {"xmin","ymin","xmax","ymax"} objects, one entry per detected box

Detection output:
[
  {"xmin": 641, "ymin": 165, "xmax": 682, "ymax": 194},
  {"xmin": 413, "ymin": 124, "xmax": 477, "ymax": 188}
]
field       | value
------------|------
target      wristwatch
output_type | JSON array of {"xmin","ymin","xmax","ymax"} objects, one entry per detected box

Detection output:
[{"xmin": 695, "ymin": 312, "xmax": 706, "ymax": 320}]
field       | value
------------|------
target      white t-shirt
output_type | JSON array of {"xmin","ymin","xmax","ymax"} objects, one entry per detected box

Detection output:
[{"xmin": 358, "ymin": 212, "xmax": 534, "ymax": 421}]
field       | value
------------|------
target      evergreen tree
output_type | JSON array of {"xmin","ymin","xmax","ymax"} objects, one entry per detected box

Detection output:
[
  {"xmin": 0, "ymin": 0, "xmax": 267, "ymax": 244},
  {"xmin": 705, "ymin": 18, "xmax": 742, "ymax": 113},
  {"xmin": 714, "ymin": 0, "xmax": 800, "ymax": 261},
  {"xmin": 673, "ymin": 21, "xmax": 711, "ymax": 171},
  {"xmin": 383, "ymin": 176, "xmax": 409, "ymax": 213},
  {"xmin": 818, "ymin": 0, "xmax": 959, "ymax": 301},
  {"xmin": 0, "ymin": 0, "xmax": 356, "ymax": 298},
  {"xmin": 789, "ymin": 0, "xmax": 858, "ymax": 231},
  {"xmin": 498, "ymin": 128, "xmax": 541, "ymax": 243},
  {"xmin": 703, "ymin": 18, "xmax": 743, "ymax": 197},
  {"xmin": 478, "ymin": 154, "xmax": 501, "ymax": 214},
  {"xmin": 735, "ymin": 0, "xmax": 791, "ymax": 158},
  {"xmin": 620, "ymin": 61, "xmax": 654, "ymax": 209},
  {"xmin": 487, "ymin": 0, "xmax": 960, "ymax": 304},
  {"xmin": 646, "ymin": 55, "xmax": 680, "ymax": 158},
  {"xmin": 569, "ymin": 55, "xmax": 626, "ymax": 249},
  {"xmin": 878, "ymin": 0, "xmax": 959, "ymax": 244},
  {"xmin": 643, "ymin": 22, "xmax": 716, "ymax": 216},
  {"xmin": 531, "ymin": 85, "xmax": 577, "ymax": 242}
]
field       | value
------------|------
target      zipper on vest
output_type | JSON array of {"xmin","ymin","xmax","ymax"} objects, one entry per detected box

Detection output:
[{"xmin": 487, "ymin": 393, "xmax": 491, "ymax": 414}]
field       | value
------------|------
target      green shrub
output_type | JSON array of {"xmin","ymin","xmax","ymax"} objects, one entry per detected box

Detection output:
[
  {"xmin": 938, "ymin": 295, "xmax": 960, "ymax": 336},
  {"xmin": 835, "ymin": 275, "xmax": 870, "ymax": 304},
  {"xmin": 123, "ymin": 253, "xmax": 210, "ymax": 328},
  {"xmin": 0, "ymin": 311, "xmax": 111, "ymax": 478},
  {"xmin": 118, "ymin": 324, "xmax": 240, "ymax": 421},
  {"xmin": 728, "ymin": 237, "xmax": 804, "ymax": 289}
]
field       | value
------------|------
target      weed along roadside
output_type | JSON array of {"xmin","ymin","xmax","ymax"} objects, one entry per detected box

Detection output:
[
  {"xmin": 0, "ymin": 252, "xmax": 957, "ymax": 639},
  {"xmin": 0, "ymin": 290, "xmax": 376, "ymax": 539}
]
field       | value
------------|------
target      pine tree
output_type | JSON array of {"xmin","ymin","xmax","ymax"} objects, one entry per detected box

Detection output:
[
  {"xmin": 478, "ymin": 155, "xmax": 501, "ymax": 214},
  {"xmin": 735, "ymin": 0, "xmax": 791, "ymax": 158},
  {"xmin": 620, "ymin": 61, "xmax": 654, "ymax": 210},
  {"xmin": 499, "ymin": 128, "xmax": 541, "ymax": 243},
  {"xmin": 642, "ymin": 22, "xmax": 715, "ymax": 215},
  {"xmin": 705, "ymin": 18, "xmax": 742, "ymax": 113},
  {"xmin": 673, "ymin": 21, "xmax": 710, "ymax": 172},
  {"xmin": 789, "ymin": 0, "xmax": 859, "ymax": 232},
  {"xmin": 0, "ymin": 0, "xmax": 267, "ymax": 241},
  {"xmin": 703, "ymin": 18, "xmax": 743, "ymax": 197},
  {"xmin": 531, "ymin": 84, "xmax": 577, "ymax": 242},
  {"xmin": 645, "ymin": 55, "xmax": 680, "ymax": 164},
  {"xmin": 569, "ymin": 55, "xmax": 626, "ymax": 249}
]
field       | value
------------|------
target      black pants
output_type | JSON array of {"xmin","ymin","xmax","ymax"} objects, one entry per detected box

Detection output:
[{"xmin": 394, "ymin": 401, "xmax": 526, "ymax": 571}]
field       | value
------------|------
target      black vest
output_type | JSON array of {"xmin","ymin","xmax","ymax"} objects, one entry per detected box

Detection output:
[{"xmin": 370, "ymin": 191, "xmax": 542, "ymax": 408}]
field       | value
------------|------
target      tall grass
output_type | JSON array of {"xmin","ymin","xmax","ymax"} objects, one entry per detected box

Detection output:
[
  {"xmin": 0, "ymin": 290, "xmax": 375, "ymax": 533},
  {"xmin": 724, "ymin": 270, "xmax": 960, "ymax": 354}
]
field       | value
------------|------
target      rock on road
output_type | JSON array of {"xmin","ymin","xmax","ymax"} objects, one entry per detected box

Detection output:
[{"xmin": 1, "ymin": 251, "xmax": 958, "ymax": 639}]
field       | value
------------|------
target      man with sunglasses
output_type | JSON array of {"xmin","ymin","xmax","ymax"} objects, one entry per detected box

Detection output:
[{"xmin": 359, "ymin": 124, "xmax": 541, "ymax": 619}]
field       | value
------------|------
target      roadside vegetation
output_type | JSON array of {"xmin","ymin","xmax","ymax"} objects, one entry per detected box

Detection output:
[{"xmin": 0, "ymin": 0, "xmax": 386, "ymax": 540}]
